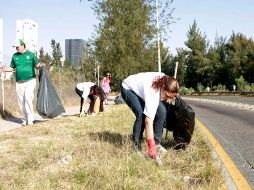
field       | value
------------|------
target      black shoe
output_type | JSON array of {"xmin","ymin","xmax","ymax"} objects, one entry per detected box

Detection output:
[{"xmin": 132, "ymin": 143, "xmax": 145, "ymax": 158}]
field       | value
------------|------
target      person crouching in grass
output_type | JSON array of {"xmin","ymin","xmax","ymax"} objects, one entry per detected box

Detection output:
[
  {"xmin": 87, "ymin": 85, "xmax": 106, "ymax": 116},
  {"xmin": 120, "ymin": 72, "xmax": 179, "ymax": 165}
]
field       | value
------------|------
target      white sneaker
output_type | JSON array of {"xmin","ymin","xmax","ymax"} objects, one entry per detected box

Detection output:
[
  {"xmin": 156, "ymin": 144, "xmax": 167, "ymax": 154},
  {"xmin": 27, "ymin": 121, "xmax": 34, "ymax": 125},
  {"xmin": 21, "ymin": 121, "xmax": 27, "ymax": 126},
  {"xmin": 87, "ymin": 112, "xmax": 96, "ymax": 116},
  {"xmin": 155, "ymin": 155, "xmax": 163, "ymax": 166}
]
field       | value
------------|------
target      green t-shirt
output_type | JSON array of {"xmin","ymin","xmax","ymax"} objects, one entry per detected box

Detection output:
[{"xmin": 10, "ymin": 51, "xmax": 39, "ymax": 81}]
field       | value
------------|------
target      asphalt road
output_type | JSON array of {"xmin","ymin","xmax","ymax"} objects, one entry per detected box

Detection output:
[{"xmin": 184, "ymin": 97, "xmax": 254, "ymax": 189}]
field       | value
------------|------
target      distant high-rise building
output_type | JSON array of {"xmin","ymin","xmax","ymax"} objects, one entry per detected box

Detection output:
[
  {"xmin": 16, "ymin": 19, "xmax": 38, "ymax": 55},
  {"xmin": 0, "ymin": 18, "xmax": 3, "ymax": 64},
  {"xmin": 65, "ymin": 39, "xmax": 85, "ymax": 67}
]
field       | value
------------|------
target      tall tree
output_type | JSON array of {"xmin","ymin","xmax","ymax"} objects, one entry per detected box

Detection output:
[
  {"xmin": 38, "ymin": 47, "xmax": 52, "ymax": 66},
  {"xmin": 83, "ymin": 0, "xmax": 176, "ymax": 89},
  {"xmin": 172, "ymin": 48, "xmax": 189, "ymax": 85},
  {"xmin": 80, "ymin": 40, "xmax": 98, "ymax": 82},
  {"xmin": 92, "ymin": 0, "xmax": 157, "ymax": 88},
  {"xmin": 184, "ymin": 20, "xmax": 209, "ymax": 89},
  {"xmin": 208, "ymin": 35, "xmax": 229, "ymax": 88},
  {"xmin": 51, "ymin": 40, "xmax": 63, "ymax": 67},
  {"xmin": 225, "ymin": 33, "xmax": 254, "ymax": 84}
]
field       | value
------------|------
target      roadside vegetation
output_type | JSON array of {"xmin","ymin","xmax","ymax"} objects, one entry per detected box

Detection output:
[
  {"xmin": 0, "ymin": 70, "xmax": 79, "ymax": 119},
  {"xmin": 0, "ymin": 104, "xmax": 226, "ymax": 190},
  {"xmin": 0, "ymin": 0, "xmax": 251, "ymax": 187}
]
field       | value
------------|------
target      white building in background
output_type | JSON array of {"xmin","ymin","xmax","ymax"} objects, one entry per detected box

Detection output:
[
  {"xmin": 16, "ymin": 19, "xmax": 38, "ymax": 55},
  {"xmin": 0, "ymin": 18, "xmax": 3, "ymax": 64}
]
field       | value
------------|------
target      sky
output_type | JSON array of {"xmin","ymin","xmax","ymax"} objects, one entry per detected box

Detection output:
[{"xmin": 0, "ymin": 0, "xmax": 253, "ymax": 65}]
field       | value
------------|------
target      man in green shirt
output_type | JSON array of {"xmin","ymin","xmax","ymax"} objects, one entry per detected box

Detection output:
[{"xmin": 3, "ymin": 39, "xmax": 41, "ymax": 125}]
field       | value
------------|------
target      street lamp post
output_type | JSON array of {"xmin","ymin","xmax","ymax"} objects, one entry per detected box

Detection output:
[
  {"xmin": 95, "ymin": 60, "xmax": 100, "ymax": 85},
  {"xmin": 156, "ymin": 0, "xmax": 161, "ymax": 73},
  {"xmin": 97, "ymin": 64, "xmax": 100, "ymax": 85},
  {"xmin": 1, "ymin": 69, "xmax": 4, "ymax": 111}
]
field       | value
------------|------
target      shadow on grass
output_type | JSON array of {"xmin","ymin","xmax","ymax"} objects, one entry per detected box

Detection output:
[
  {"xmin": 88, "ymin": 131, "xmax": 130, "ymax": 148},
  {"xmin": 0, "ymin": 103, "xmax": 48, "ymax": 125},
  {"xmin": 34, "ymin": 119, "xmax": 48, "ymax": 124},
  {"xmin": 163, "ymin": 135, "xmax": 190, "ymax": 151},
  {"xmin": 0, "ymin": 104, "xmax": 22, "ymax": 124},
  {"xmin": 65, "ymin": 114, "xmax": 80, "ymax": 117},
  {"xmin": 0, "ymin": 103, "xmax": 15, "ymax": 119}
]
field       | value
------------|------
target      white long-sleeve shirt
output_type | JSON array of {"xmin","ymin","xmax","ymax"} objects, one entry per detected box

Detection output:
[
  {"xmin": 122, "ymin": 72, "xmax": 164, "ymax": 120},
  {"xmin": 76, "ymin": 82, "xmax": 95, "ymax": 98}
]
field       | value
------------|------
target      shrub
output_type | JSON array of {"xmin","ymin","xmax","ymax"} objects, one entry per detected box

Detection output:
[
  {"xmin": 212, "ymin": 84, "xmax": 227, "ymax": 91},
  {"xmin": 196, "ymin": 83, "xmax": 204, "ymax": 92},
  {"xmin": 179, "ymin": 87, "xmax": 195, "ymax": 95}
]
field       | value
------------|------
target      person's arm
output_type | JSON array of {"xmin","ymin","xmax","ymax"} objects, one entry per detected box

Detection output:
[
  {"xmin": 101, "ymin": 77, "xmax": 105, "ymax": 86},
  {"xmin": 144, "ymin": 116, "xmax": 156, "ymax": 158},
  {"xmin": 35, "ymin": 62, "xmax": 45, "ymax": 70},
  {"xmin": 32, "ymin": 53, "xmax": 42, "ymax": 70},
  {"xmin": 35, "ymin": 63, "xmax": 41, "ymax": 70},
  {"xmin": 144, "ymin": 116, "xmax": 154, "ymax": 139}
]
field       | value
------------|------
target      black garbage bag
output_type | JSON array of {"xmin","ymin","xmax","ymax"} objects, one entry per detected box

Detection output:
[
  {"xmin": 164, "ymin": 96, "xmax": 195, "ymax": 149},
  {"xmin": 36, "ymin": 67, "xmax": 65, "ymax": 118}
]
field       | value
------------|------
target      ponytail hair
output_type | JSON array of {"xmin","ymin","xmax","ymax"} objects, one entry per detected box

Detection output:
[{"xmin": 152, "ymin": 75, "xmax": 179, "ymax": 93}]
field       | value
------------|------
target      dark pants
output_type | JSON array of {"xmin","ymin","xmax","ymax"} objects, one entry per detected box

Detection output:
[
  {"xmin": 87, "ymin": 94, "xmax": 98, "ymax": 114},
  {"xmin": 120, "ymin": 85, "xmax": 166, "ymax": 146},
  {"xmin": 75, "ymin": 87, "xmax": 84, "ymax": 112},
  {"xmin": 76, "ymin": 87, "xmax": 104, "ymax": 113}
]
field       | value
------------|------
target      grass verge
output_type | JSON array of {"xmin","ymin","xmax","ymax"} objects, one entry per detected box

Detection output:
[{"xmin": 0, "ymin": 104, "xmax": 226, "ymax": 190}]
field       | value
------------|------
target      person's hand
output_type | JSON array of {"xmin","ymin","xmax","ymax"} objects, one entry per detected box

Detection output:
[
  {"xmin": 39, "ymin": 62, "xmax": 45, "ymax": 67},
  {"xmin": 148, "ymin": 146, "xmax": 156, "ymax": 158},
  {"xmin": 147, "ymin": 139, "xmax": 156, "ymax": 159}
]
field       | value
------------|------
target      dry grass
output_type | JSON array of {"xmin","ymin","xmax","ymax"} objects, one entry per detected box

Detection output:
[
  {"xmin": 0, "ymin": 78, "xmax": 79, "ymax": 119},
  {"xmin": 0, "ymin": 104, "xmax": 227, "ymax": 190}
]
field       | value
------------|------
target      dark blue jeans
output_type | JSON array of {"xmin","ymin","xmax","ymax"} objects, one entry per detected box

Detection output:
[
  {"xmin": 120, "ymin": 85, "xmax": 166, "ymax": 146},
  {"xmin": 75, "ymin": 87, "xmax": 84, "ymax": 112}
]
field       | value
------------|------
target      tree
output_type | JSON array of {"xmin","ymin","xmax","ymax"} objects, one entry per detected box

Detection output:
[
  {"xmin": 86, "ymin": 0, "xmax": 175, "ymax": 90},
  {"xmin": 184, "ymin": 20, "xmax": 209, "ymax": 89},
  {"xmin": 225, "ymin": 33, "xmax": 254, "ymax": 84},
  {"xmin": 172, "ymin": 48, "xmax": 189, "ymax": 85},
  {"xmin": 51, "ymin": 40, "xmax": 63, "ymax": 67},
  {"xmin": 38, "ymin": 47, "xmax": 52, "ymax": 67},
  {"xmin": 80, "ymin": 40, "xmax": 97, "ymax": 82},
  {"xmin": 91, "ymin": 0, "xmax": 157, "ymax": 88}
]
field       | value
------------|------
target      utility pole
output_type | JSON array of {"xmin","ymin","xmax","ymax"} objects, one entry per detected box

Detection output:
[
  {"xmin": 174, "ymin": 61, "xmax": 178, "ymax": 79},
  {"xmin": 156, "ymin": 0, "xmax": 161, "ymax": 73},
  {"xmin": 97, "ymin": 64, "xmax": 100, "ymax": 85},
  {"xmin": 1, "ymin": 69, "xmax": 4, "ymax": 111}
]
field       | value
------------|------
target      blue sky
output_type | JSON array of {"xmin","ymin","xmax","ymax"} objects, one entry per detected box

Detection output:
[{"xmin": 1, "ymin": 0, "xmax": 253, "ymax": 64}]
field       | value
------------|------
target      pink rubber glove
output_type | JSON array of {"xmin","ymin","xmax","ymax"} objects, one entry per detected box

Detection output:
[{"xmin": 147, "ymin": 138, "xmax": 156, "ymax": 159}]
